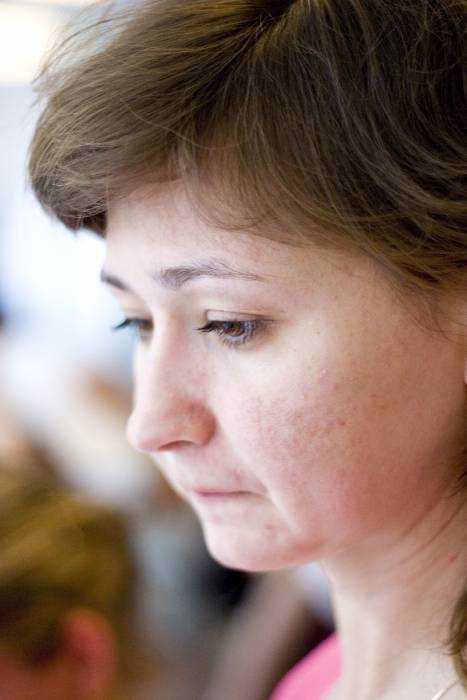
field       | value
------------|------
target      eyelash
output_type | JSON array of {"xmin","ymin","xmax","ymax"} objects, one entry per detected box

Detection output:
[
  {"xmin": 111, "ymin": 318, "xmax": 266, "ymax": 347},
  {"xmin": 196, "ymin": 320, "xmax": 264, "ymax": 347},
  {"xmin": 111, "ymin": 318, "xmax": 152, "ymax": 337}
]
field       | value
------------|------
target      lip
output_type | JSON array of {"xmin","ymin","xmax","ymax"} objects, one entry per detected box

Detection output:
[
  {"xmin": 192, "ymin": 489, "xmax": 251, "ymax": 498},
  {"xmin": 181, "ymin": 485, "xmax": 254, "ymax": 502}
]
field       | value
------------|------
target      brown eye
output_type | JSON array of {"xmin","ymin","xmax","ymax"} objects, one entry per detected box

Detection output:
[
  {"xmin": 196, "ymin": 319, "xmax": 262, "ymax": 347},
  {"xmin": 221, "ymin": 321, "xmax": 248, "ymax": 337}
]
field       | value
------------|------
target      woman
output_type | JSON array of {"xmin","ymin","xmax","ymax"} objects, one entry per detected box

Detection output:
[{"xmin": 29, "ymin": 1, "xmax": 466, "ymax": 698}]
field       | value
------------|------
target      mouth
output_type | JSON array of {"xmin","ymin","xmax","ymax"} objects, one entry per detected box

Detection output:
[
  {"xmin": 198, "ymin": 489, "xmax": 249, "ymax": 495},
  {"xmin": 182, "ymin": 486, "xmax": 255, "ymax": 504}
]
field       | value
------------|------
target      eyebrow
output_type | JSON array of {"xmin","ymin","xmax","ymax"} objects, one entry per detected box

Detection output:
[{"xmin": 100, "ymin": 258, "xmax": 265, "ymax": 292}]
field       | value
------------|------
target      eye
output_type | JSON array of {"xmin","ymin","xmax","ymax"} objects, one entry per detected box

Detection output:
[
  {"xmin": 111, "ymin": 318, "xmax": 152, "ymax": 340},
  {"xmin": 196, "ymin": 319, "xmax": 265, "ymax": 347}
]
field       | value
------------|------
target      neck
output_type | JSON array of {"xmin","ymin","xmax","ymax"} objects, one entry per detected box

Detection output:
[{"xmin": 323, "ymin": 493, "xmax": 466, "ymax": 700}]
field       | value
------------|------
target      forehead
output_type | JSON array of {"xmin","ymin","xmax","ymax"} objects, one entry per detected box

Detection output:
[
  {"xmin": 107, "ymin": 182, "xmax": 289, "ymax": 267},
  {"xmin": 105, "ymin": 182, "xmax": 367, "ymax": 290}
]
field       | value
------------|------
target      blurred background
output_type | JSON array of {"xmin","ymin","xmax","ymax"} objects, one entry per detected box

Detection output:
[{"xmin": 0, "ymin": 2, "xmax": 332, "ymax": 698}]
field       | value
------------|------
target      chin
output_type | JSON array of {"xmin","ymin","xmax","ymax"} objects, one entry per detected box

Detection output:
[{"xmin": 202, "ymin": 523, "xmax": 309, "ymax": 573}]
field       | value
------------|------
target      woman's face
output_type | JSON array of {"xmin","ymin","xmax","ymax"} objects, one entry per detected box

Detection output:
[{"xmin": 104, "ymin": 184, "xmax": 466, "ymax": 571}]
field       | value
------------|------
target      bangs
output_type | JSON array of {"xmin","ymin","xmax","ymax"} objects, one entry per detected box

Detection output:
[{"xmin": 29, "ymin": 0, "xmax": 467, "ymax": 290}]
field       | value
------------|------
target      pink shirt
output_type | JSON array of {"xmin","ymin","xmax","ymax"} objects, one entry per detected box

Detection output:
[{"xmin": 270, "ymin": 634, "xmax": 341, "ymax": 700}]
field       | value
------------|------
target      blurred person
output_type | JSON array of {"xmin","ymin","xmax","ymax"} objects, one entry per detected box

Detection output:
[
  {"xmin": 0, "ymin": 462, "xmax": 137, "ymax": 700},
  {"xmin": 0, "ymin": 339, "xmax": 236, "ymax": 700},
  {"xmin": 29, "ymin": 2, "xmax": 467, "ymax": 699}
]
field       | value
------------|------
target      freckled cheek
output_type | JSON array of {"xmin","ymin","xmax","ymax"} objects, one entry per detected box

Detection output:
[
  {"xmin": 233, "ymin": 381, "xmax": 355, "ymax": 480},
  {"xmin": 234, "ymin": 383, "xmax": 393, "ymax": 495}
]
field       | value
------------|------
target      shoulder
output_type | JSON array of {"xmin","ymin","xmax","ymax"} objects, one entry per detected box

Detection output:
[{"xmin": 270, "ymin": 634, "xmax": 341, "ymax": 700}]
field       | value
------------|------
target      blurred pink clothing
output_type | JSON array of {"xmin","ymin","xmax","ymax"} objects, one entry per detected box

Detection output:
[{"xmin": 270, "ymin": 634, "xmax": 341, "ymax": 700}]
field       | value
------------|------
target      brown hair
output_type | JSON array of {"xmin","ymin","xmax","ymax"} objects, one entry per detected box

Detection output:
[
  {"xmin": 0, "ymin": 464, "xmax": 135, "ymax": 682},
  {"xmin": 28, "ymin": 0, "xmax": 466, "ymax": 685}
]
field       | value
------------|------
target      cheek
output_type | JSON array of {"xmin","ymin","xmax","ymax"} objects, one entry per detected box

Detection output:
[
  {"xmin": 234, "ymin": 376, "xmax": 357, "ymax": 492},
  {"xmin": 225, "ymin": 369, "xmax": 432, "ymax": 539}
]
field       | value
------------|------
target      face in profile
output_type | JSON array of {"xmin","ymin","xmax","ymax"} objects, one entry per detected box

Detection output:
[{"xmin": 104, "ymin": 183, "xmax": 466, "ymax": 572}]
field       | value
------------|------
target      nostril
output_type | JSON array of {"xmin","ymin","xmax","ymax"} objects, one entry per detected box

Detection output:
[
  {"xmin": 126, "ymin": 412, "xmax": 195, "ymax": 453},
  {"xmin": 158, "ymin": 440, "xmax": 192, "ymax": 451},
  {"xmin": 126, "ymin": 399, "xmax": 216, "ymax": 452}
]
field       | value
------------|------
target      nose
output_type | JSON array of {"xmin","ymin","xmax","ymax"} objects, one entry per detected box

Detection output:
[{"xmin": 126, "ymin": 343, "xmax": 216, "ymax": 454}]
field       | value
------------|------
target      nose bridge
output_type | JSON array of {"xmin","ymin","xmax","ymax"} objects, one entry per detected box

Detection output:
[
  {"xmin": 135, "ymin": 336, "xmax": 182, "ymax": 402},
  {"xmin": 140, "ymin": 327, "xmax": 205, "ymax": 400},
  {"xmin": 127, "ymin": 335, "xmax": 214, "ymax": 453}
]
